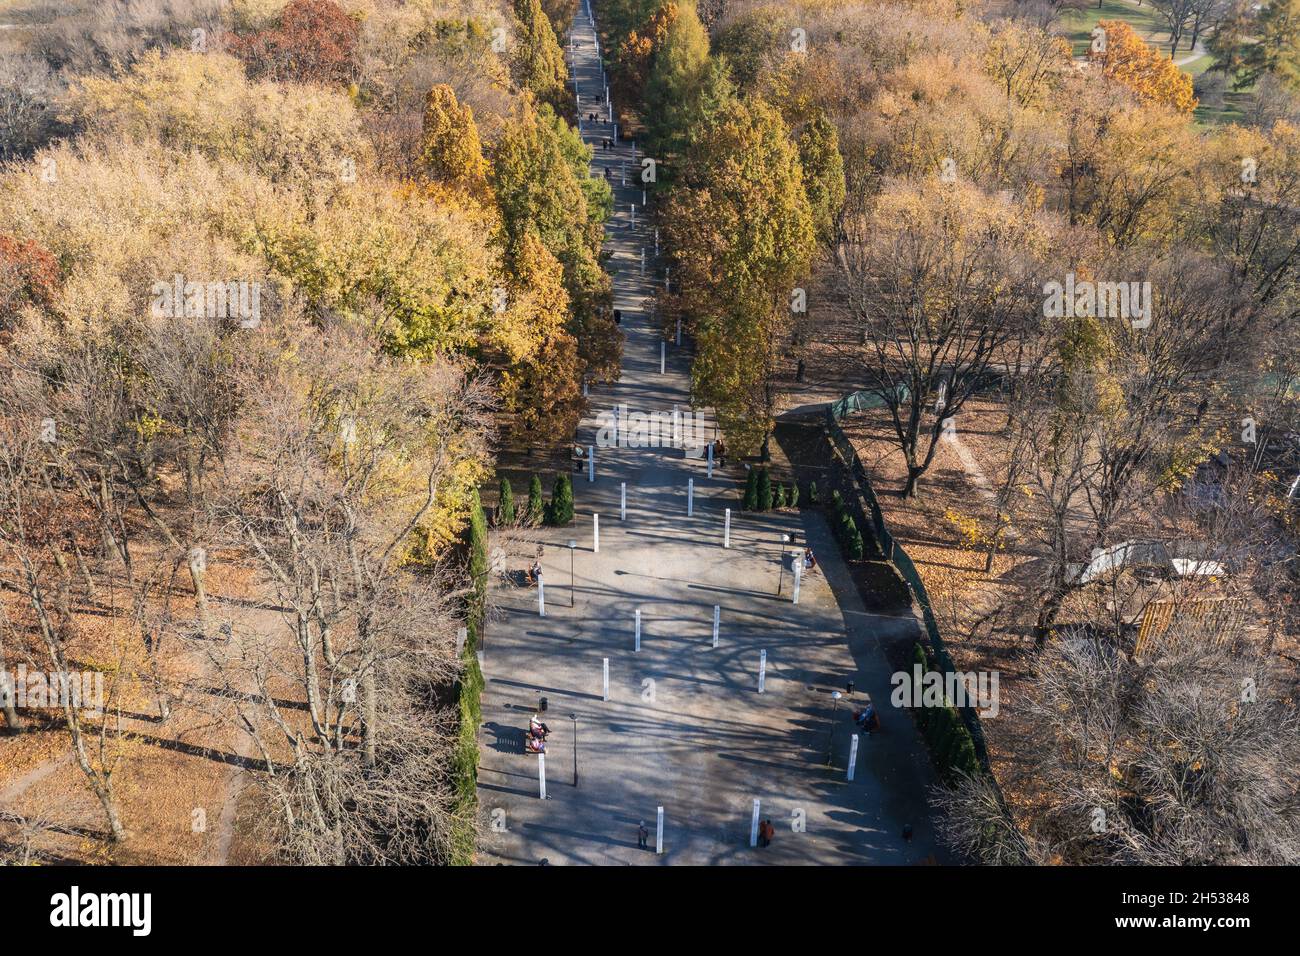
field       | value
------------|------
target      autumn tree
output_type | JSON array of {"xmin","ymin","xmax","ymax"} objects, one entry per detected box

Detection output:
[
  {"xmin": 512, "ymin": 0, "xmax": 570, "ymax": 111},
  {"xmin": 796, "ymin": 110, "xmax": 847, "ymax": 248},
  {"xmin": 419, "ymin": 84, "xmax": 490, "ymax": 202},
  {"xmin": 665, "ymin": 95, "xmax": 815, "ymax": 456},
  {"xmin": 1209, "ymin": 0, "xmax": 1300, "ymax": 91},
  {"xmin": 227, "ymin": 0, "xmax": 359, "ymax": 87},
  {"xmin": 1089, "ymin": 20, "xmax": 1197, "ymax": 112},
  {"xmin": 840, "ymin": 178, "xmax": 1051, "ymax": 497}
]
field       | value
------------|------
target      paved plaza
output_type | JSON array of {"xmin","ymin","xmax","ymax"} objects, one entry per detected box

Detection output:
[{"xmin": 475, "ymin": 5, "xmax": 941, "ymax": 865}]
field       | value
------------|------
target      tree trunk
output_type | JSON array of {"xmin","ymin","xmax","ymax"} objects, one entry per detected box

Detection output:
[{"xmin": 188, "ymin": 547, "xmax": 210, "ymax": 638}]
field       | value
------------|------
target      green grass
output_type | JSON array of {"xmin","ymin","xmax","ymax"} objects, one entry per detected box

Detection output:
[{"xmin": 1059, "ymin": 0, "xmax": 1168, "ymax": 57}]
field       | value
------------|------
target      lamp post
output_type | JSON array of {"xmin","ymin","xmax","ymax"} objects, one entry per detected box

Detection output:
[
  {"xmin": 826, "ymin": 690, "xmax": 843, "ymax": 766},
  {"xmin": 569, "ymin": 713, "xmax": 579, "ymax": 786},
  {"xmin": 777, "ymin": 533, "xmax": 791, "ymax": 595},
  {"xmin": 567, "ymin": 539, "xmax": 577, "ymax": 607}
]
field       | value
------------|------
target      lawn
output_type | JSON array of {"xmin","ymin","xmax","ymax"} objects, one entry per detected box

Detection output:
[{"xmin": 1059, "ymin": 0, "xmax": 1169, "ymax": 57}]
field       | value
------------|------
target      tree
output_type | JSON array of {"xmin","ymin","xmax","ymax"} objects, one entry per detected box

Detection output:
[
  {"xmin": 796, "ymin": 111, "xmax": 847, "ymax": 248},
  {"xmin": 757, "ymin": 468, "xmax": 772, "ymax": 511},
  {"xmin": 643, "ymin": 1, "xmax": 711, "ymax": 159},
  {"xmin": 528, "ymin": 475, "xmax": 546, "ymax": 525},
  {"xmin": 840, "ymin": 179, "xmax": 1050, "ymax": 497},
  {"xmin": 0, "ymin": 235, "xmax": 59, "ymax": 331},
  {"xmin": 743, "ymin": 466, "xmax": 759, "ymax": 509},
  {"xmin": 227, "ymin": 0, "xmax": 359, "ymax": 87},
  {"xmin": 615, "ymin": 2, "xmax": 680, "ymax": 109},
  {"xmin": 1151, "ymin": 0, "xmax": 1198, "ymax": 56},
  {"xmin": 666, "ymin": 96, "xmax": 815, "ymax": 456},
  {"xmin": 419, "ymin": 84, "xmax": 490, "ymax": 202},
  {"xmin": 1210, "ymin": 0, "xmax": 1300, "ymax": 91},
  {"xmin": 547, "ymin": 472, "xmax": 574, "ymax": 525},
  {"xmin": 513, "ymin": 0, "xmax": 571, "ymax": 111},
  {"xmin": 1089, "ymin": 20, "xmax": 1197, "ymax": 112},
  {"xmin": 498, "ymin": 477, "xmax": 516, "ymax": 525},
  {"xmin": 491, "ymin": 101, "xmax": 620, "ymax": 383}
]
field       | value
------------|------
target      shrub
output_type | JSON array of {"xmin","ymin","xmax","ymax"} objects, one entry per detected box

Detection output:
[
  {"xmin": 807, "ymin": 481, "xmax": 818, "ymax": 505},
  {"xmin": 757, "ymin": 468, "xmax": 772, "ymax": 511},
  {"xmin": 527, "ymin": 474, "xmax": 545, "ymax": 525},
  {"xmin": 773, "ymin": 482, "xmax": 787, "ymax": 509},
  {"xmin": 547, "ymin": 472, "xmax": 574, "ymax": 526},
  {"xmin": 743, "ymin": 467, "xmax": 759, "ymax": 510},
  {"xmin": 497, "ymin": 477, "xmax": 515, "ymax": 526},
  {"xmin": 788, "ymin": 482, "xmax": 799, "ymax": 509}
]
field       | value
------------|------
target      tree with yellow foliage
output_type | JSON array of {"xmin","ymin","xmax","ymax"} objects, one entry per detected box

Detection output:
[{"xmin": 1089, "ymin": 19, "xmax": 1197, "ymax": 113}]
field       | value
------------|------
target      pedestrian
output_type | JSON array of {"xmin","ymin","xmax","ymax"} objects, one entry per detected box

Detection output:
[
  {"xmin": 637, "ymin": 821, "xmax": 649, "ymax": 850},
  {"xmin": 759, "ymin": 819, "xmax": 774, "ymax": 847}
]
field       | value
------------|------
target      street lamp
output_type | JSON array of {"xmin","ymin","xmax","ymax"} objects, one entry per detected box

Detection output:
[
  {"xmin": 567, "ymin": 539, "xmax": 577, "ymax": 607},
  {"xmin": 777, "ymin": 533, "xmax": 791, "ymax": 595},
  {"xmin": 826, "ymin": 690, "xmax": 843, "ymax": 766},
  {"xmin": 569, "ymin": 713, "xmax": 579, "ymax": 787}
]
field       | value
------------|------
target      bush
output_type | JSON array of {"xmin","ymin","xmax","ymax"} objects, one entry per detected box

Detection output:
[
  {"xmin": 547, "ymin": 472, "xmax": 574, "ymax": 526},
  {"xmin": 773, "ymin": 482, "xmax": 787, "ymax": 509},
  {"xmin": 848, "ymin": 524, "xmax": 865, "ymax": 561},
  {"xmin": 527, "ymin": 474, "xmax": 545, "ymax": 525},
  {"xmin": 807, "ymin": 481, "xmax": 818, "ymax": 505},
  {"xmin": 908, "ymin": 642, "xmax": 981, "ymax": 782},
  {"xmin": 757, "ymin": 468, "xmax": 772, "ymax": 511},
  {"xmin": 497, "ymin": 477, "xmax": 515, "ymax": 526},
  {"xmin": 743, "ymin": 467, "xmax": 759, "ymax": 510},
  {"xmin": 788, "ymin": 482, "xmax": 799, "ymax": 509},
  {"xmin": 451, "ymin": 488, "xmax": 490, "ymax": 863}
]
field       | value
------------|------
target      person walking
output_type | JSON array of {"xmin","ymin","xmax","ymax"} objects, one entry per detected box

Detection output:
[
  {"xmin": 637, "ymin": 821, "xmax": 649, "ymax": 850},
  {"xmin": 758, "ymin": 819, "xmax": 774, "ymax": 847}
]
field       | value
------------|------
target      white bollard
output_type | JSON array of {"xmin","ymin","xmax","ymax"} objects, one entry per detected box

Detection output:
[
  {"xmin": 539, "ymin": 753, "xmax": 547, "ymax": 799},
  {"xmin": 793, "ymin": 557, "xmax": 802, "ymax": 605},
  {"xmin": 712, "ymin": 605, "xmax": 720, "ymax": 648},
  {"xmin": 707, "ymin": 442, "xmax": 714, "ymax": 478},
  {"xmin": 538, "ymin": 576, "xmax": 546, "ymax": 617},
  {"xmin": 631, "ymin": 203, "xmax": 636, "ymax": 225},
  {"xmin": 589, "ymin": 445, "xmax": 596, "ymax": 482},
  {"xmin": 603, "ymin": 657, "xmax": 610, "ymax": 701},
  {"xmin": 688, "ymin": 478, "xmax": 694, "ymax": 517},
  {"xmin": 847, "ymin": 734, "xmax": 859, "ymax": 782},
  {"xmin": 641, "ymin": 248, "xmax": 645, "ymax": 275},
  {"xmin": 758, "ymin": 650, "xmax": 767, "ymax": 693},
  {"xmin": 583, "ymin": 378, "xmax": 589, "ymax": 397},
  {"xmin": 620, "ymin": 481, "xmax": 627, "ymax": 520},
  {"xmin": 635, "ymin": 609, "xmax": 641, "ymax": 652},
  {"xmin": 750, "ymin": 798, "xmax": 761, "ymax": 847},
  {"xmin": 724, "ymin": 508, "xmax": 731, "ymax": 548},
  {"xmin": 593, "ymin": 513, "xmax": 600, "ymax": 553},
  {"xmin": 656, "ymin": 806, "xmax": 664, "ymax": 854},
  {"xmin": 660, "ymin": 340, "xmax": 665, "ymax": 374},
  {"xmin": 642, "ymin": 188, "xmax": 647, "ymax": 206}
]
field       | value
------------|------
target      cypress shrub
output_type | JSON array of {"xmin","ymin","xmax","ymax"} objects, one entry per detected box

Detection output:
[
  {"xmin": 789, "ymin": 482, "xmax": 799, "ymax": 509},
  {"xmin": 497, "ymin": 477, "xmax": 515, "ymax": 526},
  {"xmin": 773, "ymin": 483, "xmax": 787, "ymax": 509},
  {"xmin": 547, "ymin": 473, "xmax": 574, "ymax": 526},
  {"xmin": 743, "ymin": 467, "xmax": 759, "ymax": 510},
  {"xmin": 848, "ymin": 524, "xmax": 865, "ymax": 561},
  {"xmin": 807, "ymin": 481, "xmax": 819, "ymax": 505},
  {"xmin": 757, "ymin": 468, "xmax": 772, "ymax": 511},
  {"xmin": 527, "ymin": 475, "xmax": 545, "ymax": 525}
]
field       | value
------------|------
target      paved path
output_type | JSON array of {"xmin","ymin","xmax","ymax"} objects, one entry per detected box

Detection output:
[{"xmin": 475, "ymin": 2, "xmax": 941, "ymax": 865}]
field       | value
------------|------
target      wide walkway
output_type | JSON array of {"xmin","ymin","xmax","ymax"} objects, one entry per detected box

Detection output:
[{"xmin": 475, "ymin": 2, "xmax": 941, "ymax": 865}]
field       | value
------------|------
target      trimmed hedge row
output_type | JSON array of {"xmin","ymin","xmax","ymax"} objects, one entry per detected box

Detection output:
[
  {"xmin": 908, "ymin": 642, "xmax": 980, "ymax": 782},
  {"xmin": 450, "ymin": 487, "xmax": 489, "ymax": 864},
  {"xmin": 829, "ymin": 489, "xmax": 865, "ymax": 561}
]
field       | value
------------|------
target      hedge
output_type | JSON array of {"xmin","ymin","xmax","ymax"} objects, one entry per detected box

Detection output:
[
  {"xmin": 450, "ymin": 487, "xmax": 490, "ymax": 863},
  {"xmin": 907, "ymin": 641, "xmax": 981, "ymax": 782}
]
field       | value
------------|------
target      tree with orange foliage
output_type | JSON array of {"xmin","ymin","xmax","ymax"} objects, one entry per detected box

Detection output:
[
  {"xmin": 227, "ymin": 0, "xmax": 358, "ymax": 87},
  {"xmin": 0, "ymin": 235, "xmax": 58, "ymax": 331},
  {"xmin": 614, "ymin": 2, "xmax": 679, "ymax": 107},
  {"xmin": 1088, "ymin": 19, "xmax": 1197, "ymax": 112}
]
